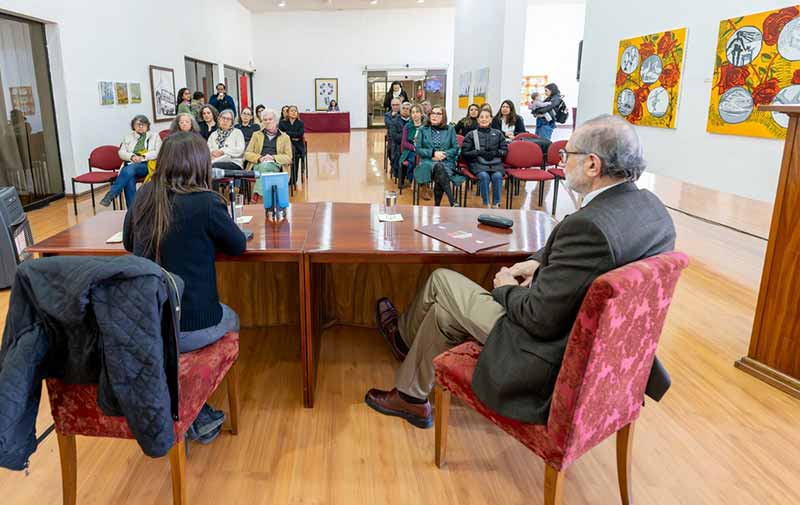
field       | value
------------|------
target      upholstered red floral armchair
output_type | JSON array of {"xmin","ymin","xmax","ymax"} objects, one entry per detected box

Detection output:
[
  {"xmin": 433, "ymin": 252, "xmax": 688, "ymax": 505},
  {"xmin": 47, "ymin": 331, "xmax": 241, "ymax": 505}
]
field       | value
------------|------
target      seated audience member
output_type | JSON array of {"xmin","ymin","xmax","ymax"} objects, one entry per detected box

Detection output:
[
  {"xmin": 327, "ymin": 99, "xmax": 340, "ymax": 112},
  {"xmin": 461, "ymin": 109, "xmax": 508, "ymax": 208},
  {"xmin": 492, "ymin": 99, "xmax": 526, "ymax": 140},
  {"xmin": 168, "ymin": 112, "xmax": 201, "ymax": 135},
  {"xmin": 190, "ymin": 91, "xmax": 205, "ymax": 119},
  {"xmin": 389, "ymin": 101, "xmax": 411, "ymax": 183},
  {"xmin": 480, "ymin": 103, "xmax": 493, "ymax": 116},
  {"xmin": 280, "ymin": 105, "xmax": 290, "ymax": 122},
  {"xmin": 236, "ymin": 107, "xmax": 259, "ymax": 145},
  {"xmin": 365, "ymin": 114, "xmax": 676, "ymax": 429},
  {"xmin": 278, "ymin": 105, "xmax": 305, "ymax": 185},
  {"xmin": 383, "ymin": 81, "xmax": 409, "ymax": 111},
  {"xmin": 176, "ymin": 88, "xmax": 193, "ymax": 115},
  {"xmin": 100, "ymin": 114, "xmax": 162, "ymax": 208},
  {"xmin": 123, "ymin": 132, "xmax": 246, "ymax": 444},
  {"xmin": 414, "ymin": 105, "xmax": 460, "ymax": 207},
  {"xmin": 398, "ymin": 104, "xmax": 424, "ymax": 189},
  {"xmin": 421, "ymin": 100, "xmax": 432, "ymax": 121},
  {"xmin": 208, "ymin": 109, "xmax": 245, "ymax": 171},
  {"xmin": 455, "ymin": 103, "xmax": 480, "ymax": 136},
  {"xmin": 198, "ymin": 105, "xmax": 218, "ymax": 140},
  {"xmin": 384, "ymin": 98, "xmax": 401, "ymax": 129},
  {"xmin": 531, "ymin": 83, "xmax": 563, "ymax": 140},
  {"xmin": 244, "ymin": 109, "xmax": 293, "ymax": 202},
  {"xmin": 209, "ymin": 82, "xmax": 236, "ymax": 114},
  {"xmin": 254, "ymin": 104, "xmax": 266, "ymax": 125}
]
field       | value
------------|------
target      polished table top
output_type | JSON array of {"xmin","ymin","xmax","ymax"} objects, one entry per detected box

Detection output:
[
  {"xmin": 27, "ymin": 202, "xmax": 321, "ymax": 260},
  {"xmin": 28, "ymin": 201, "xmax": 554, "ymax": 261},
  {"xmin": 304, "ymin": 202, "xmax": 555, "ymax": 262}
]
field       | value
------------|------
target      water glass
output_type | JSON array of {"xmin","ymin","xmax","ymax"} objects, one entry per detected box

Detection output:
[
  {"xmin": 384, "ymin": 190, "xmax": 398, "ymax": 215},
  {"xmin": 234, "ymin": 194, "xmax": 245, "ymax": 224}
]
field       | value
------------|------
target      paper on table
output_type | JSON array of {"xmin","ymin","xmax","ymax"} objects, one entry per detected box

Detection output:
[
  {"xmin": 378, "ymin": 213, "xmax": 404, "ymax": 222},
  {"xmin": 236, "ymin": 215, "xmax": 253, "ymax": 224},
  {"xmin": 106, "ymin": 231, "xmax": 124, "ymax": 244}
]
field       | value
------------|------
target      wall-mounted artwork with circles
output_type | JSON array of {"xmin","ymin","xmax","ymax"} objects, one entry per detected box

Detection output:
[
  {"xmin": 613, "ymin": 28, "xmax": 687, "ymax": 129},
  {"xmin": 708, "ymin": 7, "xmax": 800, "ymax": 139}
]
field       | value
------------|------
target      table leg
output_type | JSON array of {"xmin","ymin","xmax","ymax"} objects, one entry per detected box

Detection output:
[{"xmin": 300, "ymin": 255, "xmax": 313, "ymax": 407}]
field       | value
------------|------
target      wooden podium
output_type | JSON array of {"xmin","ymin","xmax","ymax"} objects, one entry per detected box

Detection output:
[{"xmin": 735, "ymin": 104, "xmax": 800, "ymax": 398}]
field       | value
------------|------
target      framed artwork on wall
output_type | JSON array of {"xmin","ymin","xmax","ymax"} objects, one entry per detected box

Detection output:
[
  {"xmin": 473, "ymin": 68, "xmax": 490, "ymax": 105},
  {"xmin": 458, "ymin": 71, "xmax": 472, "ymax": 109},
  {"xmin": 98, "ymin": 81, "xmax": 114, "ymax": 106},
  {"xmin": 115, "ymin": 82, "xmax": 128, "ymax": 105},
  {"xmin": 149, "ymin": 65, "xmax": 176, "ymax": 122},
  {"xmin": 315, "ymin": 78, "xmax": 338, "ymax": 111},
  {"xmin": 520, "ymin": 75, "xmax": 548, "ymax": 109},
  {"xmin": 129, "ymin": 82, "xmax": 142, "ymax": 104},
  {"xmin": 613, "ymin": 28, "xmax": 687, "ymax": 129},
  {"xmin": 707, "ymin": 6, "xmax": 800, "ymax": 139}
]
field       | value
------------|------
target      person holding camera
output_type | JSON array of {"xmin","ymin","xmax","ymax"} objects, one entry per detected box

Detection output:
[{"xmin": 209, "ymin": 83, "xmax": 236, "ymax": 115}]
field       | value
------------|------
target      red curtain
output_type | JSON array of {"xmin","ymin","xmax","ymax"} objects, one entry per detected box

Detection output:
[{"xmin": 239, "ymin": 75, "xmax": 249, "ymax": 110}]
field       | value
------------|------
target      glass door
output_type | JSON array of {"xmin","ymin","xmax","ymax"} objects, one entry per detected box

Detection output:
[
  {"xmin": 224, "ymin": 65, "xmax": 254, "ymax": 115},
  {"xmin": 0, "ymin": 14, "xmax": 64, "ymax": 209},
  {"xmin": 367, "ymin": 71, "xmax": 388, "ymax": 128},
  {"xmin": 184, "ymin": 57, "xmax": 215, "ymax": 103}
]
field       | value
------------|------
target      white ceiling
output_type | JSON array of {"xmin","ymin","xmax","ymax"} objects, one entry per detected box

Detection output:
[
  {"xmin": 239, "ymin": 0, "xmax": 455, "ymax": 13},
  {"xmin": 239, "ymin": 0, "xmax": 583, "ymax": 13}
]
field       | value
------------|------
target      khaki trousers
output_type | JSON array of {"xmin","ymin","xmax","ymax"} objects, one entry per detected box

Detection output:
[{"xmin": 395, "ymin": 268, "xmax": 506, "ymax": 399}]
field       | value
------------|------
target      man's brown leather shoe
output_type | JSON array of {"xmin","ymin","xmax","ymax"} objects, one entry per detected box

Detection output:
[
  {"xmin": 375, "ymin": 298, "xmax": 407, "ymax": 361},
  {"xmin": 365, "ymin": 388, "xmax": 433, "ymax": 429}
]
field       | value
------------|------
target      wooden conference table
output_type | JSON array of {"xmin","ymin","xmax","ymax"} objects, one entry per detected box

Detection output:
[{"xmin": 28, "ymin": 202, "xmax": 555, "ymax": 407}]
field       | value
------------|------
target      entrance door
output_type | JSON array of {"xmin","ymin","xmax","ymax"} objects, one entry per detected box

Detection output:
[{"xmin": 367, "ymin": 71, "xmax": 387, "ymax": 128}]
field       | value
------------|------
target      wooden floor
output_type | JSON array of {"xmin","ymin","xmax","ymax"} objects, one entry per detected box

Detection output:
[{"xmin": 2, "ymin": 130, "xmax": 799, "ymax": 504}]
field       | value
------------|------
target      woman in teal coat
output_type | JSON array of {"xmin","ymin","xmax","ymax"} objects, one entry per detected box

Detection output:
[{"xmin": 414, "ymin": 105, "xmax": 463, "ymax": 206}]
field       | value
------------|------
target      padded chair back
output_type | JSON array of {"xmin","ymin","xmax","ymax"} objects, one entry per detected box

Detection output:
[
  {"xmin": 547, "ymin": 140, "xmax": 568, "ymax": 167},
  {"xmin": 504, "ymin": 140, "xmax": 543, "ymax": 169},
  {"xmin": 159, "ymin": 129, "xmax": 170, "ymax": 141},
  {"xmin": 456, "ymin": 134, "xmax": 464, "ymax": 146},
  {"xmin": 514, "ymin": 132, "xmax": 538, "ymax": 141},
  {"xmin": 547, "ymin": 252, "xmax": 688, "ymax": 468},
  {"xmin": 89, "ymin": 145, "xmax": 123, "ymax": 171}
]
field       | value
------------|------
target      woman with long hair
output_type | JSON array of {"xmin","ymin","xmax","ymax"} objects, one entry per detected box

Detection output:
[
  {"xmin": 168, "ymin": 112, "xmax": 200, "ymax": 135},
  {"xmin": 176, "ymin": 87, "xmax": 192, "ymax": 115},
  {"xmin": 235, "ymin": 107, "xmax": 259, "ymax": 145},
  {"xmin": 383, "ymin": 81, "xmax": 409, "ymax": 111},
  {"xmin": 455, "ymin": 103, "xmax": 480, "ymax": 136},
  {"xmin": 123, "ymin": 132, "xmax": 246, "ymax": 444},
  {"xmin": 491, "ymin": 99, "xmax": 526, "ymax": 140},
  {"xmin": 327, "ymin": 99, "xmax": 340, "ymax": 112},
  {"xmin": 198, "ymin": 104, "xmax": 218, "ymax": 140},
  {"xmin": 530, "ymin": 83, "xmax": 563, "ymax": 139},
  {"xmin": 280, "ymin": 105, "xmax": 290, "ymax": 122},
  {"xmin": 415, "ymin": 105, "xmax": 461, "ymax": 206},
  {"xmin": 254, "ymin": 104, "xmax": 266, "ymax": 125}
]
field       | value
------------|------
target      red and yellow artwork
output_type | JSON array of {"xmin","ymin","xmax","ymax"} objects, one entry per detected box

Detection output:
[
  {"xmin": 707, "ymin": 7, "xmax": 800, "ymax": 139},
  {"xmin": 613, "ymin": 28, "xmax": 687, "ymax": 128}
]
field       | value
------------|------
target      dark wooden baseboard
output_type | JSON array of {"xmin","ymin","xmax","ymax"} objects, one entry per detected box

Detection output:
[{"xmin": 734, "ymin": 357, "xmax": 800, "ymax": 400}]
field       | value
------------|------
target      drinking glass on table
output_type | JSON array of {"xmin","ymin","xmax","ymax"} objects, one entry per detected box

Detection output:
[
  {"xmin": 384, "ymin": 190, "xmax": 398, "ymax": 215},
  {"xmin": 234, "ymin": 194, "xmax": 245, "ymax": 225}
]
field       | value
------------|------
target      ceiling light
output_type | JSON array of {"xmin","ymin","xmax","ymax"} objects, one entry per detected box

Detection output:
[
  {"xmin": 370, "ymin": 0, "xmax": 378, "ymax": 4},
  {"xmin": 278, "ymin": 1, "xmax": 286, "ymax": 6},
  {"xmin": 417, "ymin": 0, "xmax": 424, "ymax": 3}
]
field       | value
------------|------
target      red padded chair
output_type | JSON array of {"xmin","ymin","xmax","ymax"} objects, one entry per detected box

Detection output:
[
  {"xmin": 433, "ymin": 252, "xmax": 689, "ymax": 505},
  {"xmin": 546, "ymin": 140, "xmax": 568, "ymax": 215},
  {"xmin": 48, "ymin": 331, "xmax": 241, "ymax": 505},
  {"xmin": 513, "ymin": 131, "xmax": 539, "ymax": 141},
  {"xmin": 72, "ymin": 146, "xmax": 121, "ymax": 215},
  {"xmin": 159, "ymin": 129, "xmax": 170, "ymax": 141},
  {"xmin": 503, "ymin": 141, "xmax": 553, "ymax": 209}
]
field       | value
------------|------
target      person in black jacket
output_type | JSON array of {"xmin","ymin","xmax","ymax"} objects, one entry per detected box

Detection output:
[
  {"xmin": 461, "ymin": 109, "xmax": 508, "ymax": 208},
  {"xmin": 236, "ymin": 107, "xmax": 260, "ymax": 145},
  {"xmin": 279, "ymin": 105, "xmax": 305, "ymax": 185},
  {"xmin": 123, "ymin": 132, "xmax": 246, "ymax": 444},
  {"xmin": 531, "ymin": 83, "xmax": 563, "ymax": 140},
  {"xmin": 365, "ymin": 115, "xmax": 675, "ymax": 429},
  {"xmin": 454, "ymin": 103, "xmax": 480, "ymax": 136},
  {"xmin": 388, "ymin": 101, "xmax": 411, "ymax": 181},
  {"xmin": 383, "ymin": 81, "xmax": 409, "ymax": 111},
  {"xmin": 198, "ymin": 104, "xmax": 218, "ymax": 140},
  {"xmin": 491, "ymin": 99, "xmax": 526, "ymax": 140}
]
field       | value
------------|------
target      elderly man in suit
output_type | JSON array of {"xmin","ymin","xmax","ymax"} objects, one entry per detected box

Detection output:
[{"xmin": 366, "ymin": 114, "xmax": 676, "ymax": 428}]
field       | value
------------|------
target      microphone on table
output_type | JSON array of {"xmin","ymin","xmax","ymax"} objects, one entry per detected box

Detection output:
[{"xmin": 211, "ymin": 167, "xmax": 259, "ymax": 179}]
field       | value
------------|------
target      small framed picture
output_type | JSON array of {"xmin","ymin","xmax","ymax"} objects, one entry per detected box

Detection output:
[{"xmin": 315, "ymin": 78, "xmax": 338, "ymax": 111}]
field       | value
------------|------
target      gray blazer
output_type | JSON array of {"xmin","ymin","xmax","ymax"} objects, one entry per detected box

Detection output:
[{"xmin": 471, "ymin": 182, "xmax": 676, "ymax": 424}]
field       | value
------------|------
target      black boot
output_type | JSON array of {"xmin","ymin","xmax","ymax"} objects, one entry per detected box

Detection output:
[{"xmin": 99, "ymin": 191, "xmax": 114, "ymax": 207}]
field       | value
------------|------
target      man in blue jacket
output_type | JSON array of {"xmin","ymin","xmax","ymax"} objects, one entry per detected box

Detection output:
[{"xmin": 209, "ymin": 83, "xmax": 236, "ymax": 115}]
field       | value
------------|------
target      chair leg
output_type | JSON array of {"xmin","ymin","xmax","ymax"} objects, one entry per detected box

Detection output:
[
  {"xmin": 90, "ymin": 185, "xmax": 96, "ymax": 215},
  {"xmin": 71, "ymin": 181, "xmax": 78, "ymax": 215},
  {"xmin": 56, "ymin": 433, "xmax": 77, "ymax": 505},
  {"xmin": 227, "ymin": 360, "xmax": 241, "ymax": 435},
  {"xmin": 434, "ymin": 385, "xmax": 451, "ymax": 468},
  {"xmin": 552, "ymin": 178, "xmax": 560, "ymax": 216},
  {"xmin": 169, "ymin": 439, "xmax": 187, "ymax": 505},
  {"xmin": 616, "ymin": 422, "xmax": 635, "ymax": 505},
  {"xmin": 544, "ymin": 463, "xmax": 564, "ymax": 505}
]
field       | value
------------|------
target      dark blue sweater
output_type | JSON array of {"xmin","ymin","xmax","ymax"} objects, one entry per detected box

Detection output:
[
  {"xmin": 209, "ymin": 94, "xmax": 236, "ymax": 114},
  {"xmin": 123, "ymin": 186, "xmax": 246, "ymax": 331}
]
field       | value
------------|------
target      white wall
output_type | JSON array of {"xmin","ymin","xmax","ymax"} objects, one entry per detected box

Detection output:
[
  {"xmin": 251, "ymin": 8, "xmax": 455, "ymax": 128},
  {"xmin": 0, "ymin": 0, "xmax": 254, "ymax": 194},
  {"xmin": 451, "ymin": 0, "xmax": 528, "ymax": 116},
  {"xmin": 519, "ymin": 1, "xmax": 584, "ymax": 125},
  {"xmin": 578, "ymin": 0, "xmax": 790, "ymax": 203}
]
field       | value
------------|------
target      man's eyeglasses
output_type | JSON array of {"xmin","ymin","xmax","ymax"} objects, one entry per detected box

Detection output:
[{"xmin": 559, "ymin": 148, "xmax": 588, "ymax": 164}]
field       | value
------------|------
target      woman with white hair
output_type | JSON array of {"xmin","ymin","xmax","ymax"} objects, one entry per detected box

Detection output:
[
  {"xmin": 244, "ymin": 109, "xmax": 293, "ymax": 202},
  {"xmin": 207, "ymin": 109, "xmax": 245, "ymax": 171},
  {"xmin": 99, "ymin": 114, "xmax": 161, "ymax": 207}
]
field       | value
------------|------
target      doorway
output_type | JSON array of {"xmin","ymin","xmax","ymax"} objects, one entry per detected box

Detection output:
[
  {"xmin": 223, "ymin": 65, "xmax": 254, "ymax": 114},
  {"xmin": 0, "ymin": 13, "xmax": 64, "ymax": 209},
  {"xmin": 366, "ymin": 69, "xmax": 448, "ymax": 128}
]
